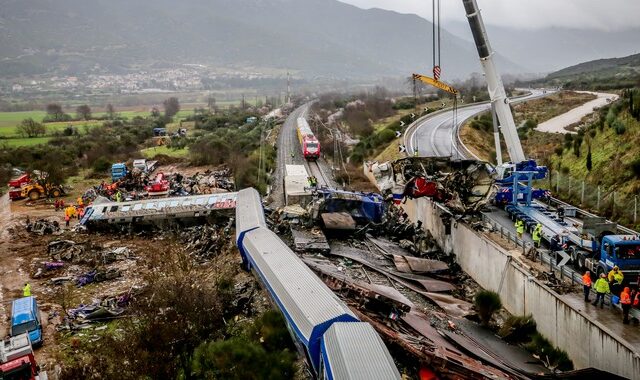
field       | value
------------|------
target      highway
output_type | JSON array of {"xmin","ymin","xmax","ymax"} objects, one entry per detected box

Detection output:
[{"xmin": 404, "ymin": 89, "xmax": 550, "ymax": 159}]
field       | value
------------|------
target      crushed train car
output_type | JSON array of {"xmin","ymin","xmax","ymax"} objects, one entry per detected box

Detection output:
[
  {"xmin": 365, "ymin": 157, "xmax": 495, "ymax": 214},
  {"xmin": 79, "ymin": 193, "xmax": 237, "ymax": 230}
]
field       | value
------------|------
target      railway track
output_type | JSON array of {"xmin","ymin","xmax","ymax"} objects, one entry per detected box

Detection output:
[{"xmin": 304, "ymin": 159, "xmax": 333, "ymax": 188}]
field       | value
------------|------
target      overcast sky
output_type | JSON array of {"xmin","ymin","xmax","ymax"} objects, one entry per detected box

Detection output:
[{"xmin": 339, "ymin": 0, "xmax": 640, "ymax": 31}]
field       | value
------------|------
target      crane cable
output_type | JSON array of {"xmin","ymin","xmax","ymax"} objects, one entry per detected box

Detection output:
[{"xmin": 432, "ymin": 0, "xmax": 441, "ymax": 80}]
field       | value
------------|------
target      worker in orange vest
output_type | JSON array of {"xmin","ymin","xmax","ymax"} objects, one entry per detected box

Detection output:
[
  {"xmin": 582, "ymin": 271, "xmax": 592, "ymax": 302},
  {"xmin": 620, "ymin": 287, "xmax": 632, "ymax": 324}
]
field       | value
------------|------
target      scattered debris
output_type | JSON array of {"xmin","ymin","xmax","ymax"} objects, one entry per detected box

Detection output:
[
  {"xmin": 179, "ymin": 224, "xmax": 231, "ymax": 261},
  {"xmin": 26, "ymin": 219, "xmax": 61, "ymax": 235},
  {"xmin": 290, "ymin": 226, "xmax": 330, "ymax": 253}
]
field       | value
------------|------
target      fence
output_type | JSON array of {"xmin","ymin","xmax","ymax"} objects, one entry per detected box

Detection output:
[{"xmin": 537, "ymin": 171, "xmax": 640, "ymax": 230}]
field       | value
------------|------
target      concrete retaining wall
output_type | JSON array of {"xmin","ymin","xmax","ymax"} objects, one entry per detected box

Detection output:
[{"xmin": 403, "ymin": 198, "xmax": 640, "ymax": 379}]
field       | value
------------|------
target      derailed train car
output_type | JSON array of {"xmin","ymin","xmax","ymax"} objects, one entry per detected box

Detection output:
[{"xmin": 235, "ymin": 188, "xmax": 400, "ymax": 379}]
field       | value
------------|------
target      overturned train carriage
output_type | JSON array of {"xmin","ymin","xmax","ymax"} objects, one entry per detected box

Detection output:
[
  {"xmin": 235, "ymin": 188, "xmax": 400, "ymax": 379},
  {"xmin": 80, "ymin": 193, "xmax": 237, "ymax": 230}
]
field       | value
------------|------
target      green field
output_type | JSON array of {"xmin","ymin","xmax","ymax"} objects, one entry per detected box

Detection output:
[
  {"xmin": 141, "ymin": 145, "xmax": 189, "ymax": 159},
  {"xmin": 0, "ymin": 108, "xmax": 198, "ymax": 147},
  {"xmin": 0, "ymin": 136, "xmax": 52, "ymax": 147}
]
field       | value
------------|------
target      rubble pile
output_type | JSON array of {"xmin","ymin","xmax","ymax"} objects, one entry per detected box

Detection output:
[
  {"xmin": 57, "ymin": 290, "xmax": 136, "ymax": 331},
  {"xmin": 368, "ymin": 157, "xmax": 495, "ymax": 215},
  {"xmin": 26, "ymin": 218, "xmax": 61, "ymax": 235},
  {"xmin": 179, "ymin": 223, "xmax": 232, "ymax": 261},
  {"xmin": 81, "ymin": 166, "xmax": 235, "ymax": 203},
  {"xmin": 48, "ymin": 240, "xmax": 133, "ymax": 265}
]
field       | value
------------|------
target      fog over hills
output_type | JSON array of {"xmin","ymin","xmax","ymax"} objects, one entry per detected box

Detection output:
[{"xmin": 0, "ymin": 0, "xmax": 524, "ymax": 80}]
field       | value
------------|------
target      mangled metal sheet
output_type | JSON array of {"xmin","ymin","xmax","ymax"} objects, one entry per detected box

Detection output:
[
  {"xmin": 393, "ymin": 255, "xmax": 449, "ymax": 274},
  {"xmin": 366, "ymin": 157, "xmax": 495, "ymax": 214},
  {"xmin": 321, "ymin": 212, "xmax": 357, "ymax": 230},
  {"xmin": 290, "ymin": 226, "xmax": 330, "ymax": 253}
]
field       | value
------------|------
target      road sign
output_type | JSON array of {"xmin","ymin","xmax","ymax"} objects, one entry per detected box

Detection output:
[
  {"xmin": 398, "ymin": 144, "xmax": 406, "ymax": 153},
  {"xmin": 424, "ymin": 107, "xmax": 429, "ymax": 112},
  {"xmin": 558, "ymin": 250, "xmax": 570, "ymax": 267},
  {"xmin": 395, "ymin": 130, "xmax": 402, "ymax": 138},
  {"xmin": 400, "ymin": 120, "xmax": 405, "ymax": 127},
  {"xmin": 410, "ymin": 113, "xmax": 416, "ymax": 119}
]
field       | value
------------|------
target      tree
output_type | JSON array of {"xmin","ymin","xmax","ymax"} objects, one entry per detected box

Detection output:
[
  {"xmin": 150, "ymin": 107, "xmax": 161, "ymax": 117},
  {"xmin": 163, "ymin": 97, "xmax": 180, "ymax": 117},
  {"xmin": 586, "ymin": 145, "xmax": 592, "ymax": 172},
  {"xmin": 106, "ymin": 103, "xmax": 116, "ymax": 119},
  {"xmin": 17, "ymin": 118, "xmax": 46, "ymax": 138},
  {"xmin": 207, "ymin": 95, "xmax": 217, "ymax": 113},
  {"xmin": 76, "ymin": 104, "xmax": 92, "ymax": 120},
  {"xmin": 474, "ymin": 290, "xmax": 502, "ymax": 326},
  {"xmin": 45, "ymin": 103, "xmax": 65, "ymax": 121}
]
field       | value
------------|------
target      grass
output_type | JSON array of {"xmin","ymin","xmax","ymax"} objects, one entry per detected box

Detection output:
[
  {"xmin": 141, "ymin": 145, "xmax": 189, "ymax": 159},
  {"xmin": 0, "ymin": 136, "xmax": 52, "ymax": 147}
]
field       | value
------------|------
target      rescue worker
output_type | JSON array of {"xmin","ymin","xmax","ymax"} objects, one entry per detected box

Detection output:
[
  {"xmin": 620, "ymin": 287, "xmax": 632, "ymax": 324},
  {"xmin": 532, "ymin": 223, "xmax": 542, "ymax": 247},
  {"xmin": 77, "ymin": 196, "xmax": 84, "ymax": 207},
  {"xmin": 65, "ymin": 213, "xmax": 70, "ymax": 227},
  {"xmin": 608, "ymin": 266, "xmax": 624, "ymax": 295},
  {"xmin": 592, "ymin": 273, "xmax": 610, "ymax": 308},
  {"xmin": 582, "ymin": 270, "xmax": 592, "ymax": 302},
  {"xmin": 514, "ymin": 219, "xmax": 524, "ymax": 240},
  {"xmin": 633, "ymin": 291, "xmax": 640, "ymax": 309},
  {"xmin": 115, "ymin": 190, "xmax": 122, "ymax": 203},
  {"xmin": 23, "ymin": 283, "xmax": 31, "ymax": 297}
]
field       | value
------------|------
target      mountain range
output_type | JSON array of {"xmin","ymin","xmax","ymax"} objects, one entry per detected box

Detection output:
[{"xmin": 0, "ymin": 0, "xmax": 519, "ymax": 79}]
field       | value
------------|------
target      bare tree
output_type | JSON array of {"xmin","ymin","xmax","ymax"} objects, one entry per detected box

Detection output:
[
  {"xmin": 163, "ymin": 97, "xmax": 180, "ymax": 117},
  {"xmin": 207, "ymin": 96, "xmax": 217, "ymax": 113},
  {"xmin": 17, "ymin": 118, "xmax": 46, "ymax": 138},
  {"xmin": 106, "ymin": 103, "xmax": 116, "ymax": 119},
  {"xmin": 45, "ymin": 103, "xmax": 65, "ymax": 121},
  {"xmin": 76, "ymin": 104, "xmax": 92, "ymax": 120}
]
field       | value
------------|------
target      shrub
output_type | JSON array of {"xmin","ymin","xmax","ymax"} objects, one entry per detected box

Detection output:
[
  {"xmin": 474, "ymin": 290, "xmax": 502, "ymax": 326},
  {"xmin": 498, "ymin": 315, "xmax": 537, "ymax": 343},
  {"xmin": 630, "ymin": 158, "xmax": 640, "ymax": 178},
  {"xmin": 525, "ymin": 333, "xmax": 573, "ymax": 371},
  {"xmin": 554, "ymin": 147, "xmax": 564, "ymax": 156},
  {"xmin": 92, "ymin": 157, "xmax": 111, "ymax": 173},
  {"xmin": 612, "ymin": 120, "xmax": 626, "ymax": 135}
]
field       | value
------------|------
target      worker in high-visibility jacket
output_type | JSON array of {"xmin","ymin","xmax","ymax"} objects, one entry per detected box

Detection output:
[
  {"xmin": 592, "ymin": 273, "xmax": 610, "ymax": 308},
  {"xmin": 608, "ymin": 266, "xmax": 624, "ymax": 296},
  {"xmin": 532, "ymin": 223, "xmax": 542, "ymax": 247},
  {"xmin": 621, "ymin": 287, "xmax": 632, "ymax": 324},
  {"xmin": 514, "ymin": 219, "xmax": 524, "ymax": 239},
  {"xmin": 582, "ymin": 271, "xmax": 592, "ymax": 302},
  {"xmin": 23, "ymin": 283, "xmax": 31, "ymax": 297}
]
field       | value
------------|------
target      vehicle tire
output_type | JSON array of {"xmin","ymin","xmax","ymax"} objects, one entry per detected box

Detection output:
[
  {"xmin": 28, "ymin": 190, "xmax": 40, "ymax": 201},
  {"xmin": 51, "ymin": 188, "xmax": 61, "ymax": 197},
  {"xmin": 577, "ymin": 254, "xmax": 586, "ymax": 270}
]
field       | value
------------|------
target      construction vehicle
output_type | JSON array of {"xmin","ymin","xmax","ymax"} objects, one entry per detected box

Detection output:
[
  {"xmin": 111, "ymin": 163, "xmax": 128, "ymax": 182},
  {"xmin": 20, "ymin": 182, "xmax": 64, "ymax": 201},
  {"xmin": 0, "ymin": 333, "xmax": 47, "ymax": 380},
  {"xmin": 8, "ymin": 172, "xmax": 31, "ymax": 200}
]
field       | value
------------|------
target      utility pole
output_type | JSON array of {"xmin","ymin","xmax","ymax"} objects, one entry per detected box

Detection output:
[{"xmin": 286, "ymin": 71, "xmax": 291, "ymax": 104}]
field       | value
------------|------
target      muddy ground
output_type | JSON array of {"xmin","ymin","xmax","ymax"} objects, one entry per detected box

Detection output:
[{"xmin": 0, "ymin": 163, "xmax": 267, "ymax": 377}]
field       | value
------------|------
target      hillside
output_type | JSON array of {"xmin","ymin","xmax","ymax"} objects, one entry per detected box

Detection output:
[
  {"xmin": 528, "ymin": 53, "xmax": 640, "ymax": 90},
  {"xmin": 0, "ymin": 0, "xmax": 522, "ymax": 79}
]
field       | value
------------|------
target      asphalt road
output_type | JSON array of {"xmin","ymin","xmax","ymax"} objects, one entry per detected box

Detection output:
[{"xmin": 405, "ymin": 89, "xmax": 550, "ymax": 159}]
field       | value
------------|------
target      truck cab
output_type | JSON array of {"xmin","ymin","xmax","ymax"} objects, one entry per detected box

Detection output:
[
  {"xmin": 595, "ymin": 236, "xmax": 640, "ymax": 280},
  {"xmin": 10, "ymin": 297, "xmax": 43, "ymax": 347},
  {"xmin": 0, "ymin": 333, "xmax": 46, "ymax": 380},
  {"xmin": 111, "ymin": 163, "xmax": 128, "ymax": 182}
]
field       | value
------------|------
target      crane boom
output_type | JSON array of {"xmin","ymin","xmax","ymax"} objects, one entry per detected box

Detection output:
[
  {"xmin": 462, "ymin": 0, "xmax": 525, "ymax": 163},
  {"xmin": 412, "ymin": 74, "xmax": 458, "ymax": 95}
]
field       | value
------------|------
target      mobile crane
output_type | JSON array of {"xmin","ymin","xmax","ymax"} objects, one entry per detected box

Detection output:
[{"xmin": 462, "ymin": 0, "xmax": 640, "ymax": 279}]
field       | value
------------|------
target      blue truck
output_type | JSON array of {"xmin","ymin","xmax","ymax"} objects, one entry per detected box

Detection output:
[
  {"xmin": 111, "ymin": 163, "xmax": 128, "ymax": 182},
  {"xmin": 10, "ymin": 297, "xmax": 43, "ymax": 347}
]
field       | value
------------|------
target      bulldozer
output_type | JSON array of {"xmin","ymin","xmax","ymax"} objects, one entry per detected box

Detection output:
[{"xmin": 20, "ymin": 182, "xmax": 64, "ymax": 201}]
